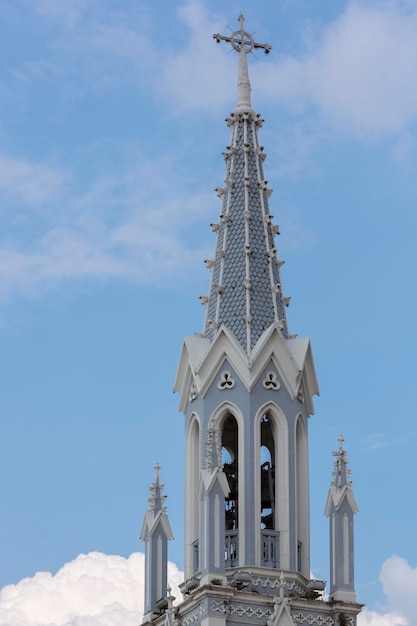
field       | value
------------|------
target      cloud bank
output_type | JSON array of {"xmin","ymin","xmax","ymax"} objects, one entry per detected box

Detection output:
[
  {"xmin": 0, "ymin": 552, "xmax": 183, "ymax": 626},
  {"xmin": 0, "ymin": 552, "xmax": 416, "ymax": 626}
]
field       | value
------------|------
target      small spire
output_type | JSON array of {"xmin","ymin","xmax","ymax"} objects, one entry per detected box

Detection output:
[
  {"xmin": 140, "ymin": 464, "xmax": 173, "ymax": 618},
  {"xmin": 325, "ymin": 437, "xmax": 359, "ymax": 603},
  {"xmin": 331, "ymin": 434, "xmax": 352, "ymax": 490},
  {"xmin": 147, "ymin": 460, "xmax": 166, "ymax": 513},
  {"xmin": 213, "ymin": 14, "xmax": 271, "ymax": 112}
]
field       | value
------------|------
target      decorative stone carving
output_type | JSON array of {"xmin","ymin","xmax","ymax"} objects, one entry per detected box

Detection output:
[
  {"xmin": 211, "ymin": 599, "xmax": 227, "ymax": 614},
  {"xmin": 204, "ymin": 417, "xmax": 222, "ymax": 470},
  {"xmin": 229, "ymin": 604, "xmax": 272, "ymax": 620},
  {"xmin": 189, "ymin": 382, "xmax": 197, "ymax": 402},
  {"xmin": 208, "ymin": 320, "xmax": 218, "ymax": 332},
  {"xmin": 181, "ymin": 602, "xmax": 207, "ymax": 626},
  {"xmin": 293, "ymin": 614, "xmax": 334, "ymax": 625},
  {"xmin": 263, "ymin": 371, "xmax": 280, "ymax": 391},
  {"xmin": 217, "ymin": 371, "xmax": 235, "ymax": 390}
]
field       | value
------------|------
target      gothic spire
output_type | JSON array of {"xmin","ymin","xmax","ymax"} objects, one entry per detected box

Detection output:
[{"xmin": 205, "ymin": 16, "xmax": 289, "ymax": 353}]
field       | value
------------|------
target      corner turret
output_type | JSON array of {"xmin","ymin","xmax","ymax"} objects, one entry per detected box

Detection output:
[
  {"xmin": 140, "ymin": 463, "xmax": 173, "ymax": 621},
  {"xmin": 325, "ymin": 436, "xmax": 359, "ymax": 603}
]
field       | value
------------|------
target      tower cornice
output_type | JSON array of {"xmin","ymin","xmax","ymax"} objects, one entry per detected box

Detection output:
[{"xmin": 174, "ymin": 323, "xmax": 318, "ymax": 415}]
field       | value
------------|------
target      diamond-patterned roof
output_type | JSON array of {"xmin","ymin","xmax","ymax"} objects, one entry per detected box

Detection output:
[
  {"xmin": 203, "ymin": 107, "xmax": 289, "ymax": 352},
  {"xmin": 203, "ymin": 17, "xmax": 290, "ymax": 353}
]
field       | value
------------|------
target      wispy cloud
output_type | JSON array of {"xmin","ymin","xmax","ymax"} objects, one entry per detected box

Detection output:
[
  {"xmin": 256, "ymin": 2, "xmax": 417, "ymax": 137},
  {"xmin": 359, "ymin": 432, "xmax": 415, "ymax": 454},
  {"xmin": 35, "ymin": 0, "xmax": 90, "ymax": 28},
  {"xmin": 0, "ymin": 151, "xmax": 212, "ymax": 301},
  {"xmin": 0, "ymin": 155, "xmax": 68, "ymax": 208}
]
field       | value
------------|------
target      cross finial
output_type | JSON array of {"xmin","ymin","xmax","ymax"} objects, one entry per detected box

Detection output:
[
  {"xmin": 213, "ymin": 15, "xmax": 272, "ymax": 55},
  {"xmin": 338, "ymin": 434, "xmax": 345, "ymax": 451},
  {"xmin": 213, "ymin": 16, "xmax": 271, "ymax": 112},
  {"xmin": 154, "ymin": 460, "xmax": 161, "ymax": 480}
]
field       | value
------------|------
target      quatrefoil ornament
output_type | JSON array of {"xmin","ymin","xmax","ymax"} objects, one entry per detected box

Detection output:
[
  {"xmin": 217, "ymin": 370, "xmax": 236, "ymax": 390},
  {"xmin": 262, "ymin": 371, "xmax": 280, "ymax": 391}
]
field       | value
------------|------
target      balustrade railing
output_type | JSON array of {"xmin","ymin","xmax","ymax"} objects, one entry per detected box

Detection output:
[
  {"xmin": 261, "ymin": 530, "xmax": 280, "ymax": 568},
  {"xmin": 225, "ymin": 530, "xmax": 239, "ymax": 567},
  {"xmin": 193, "ymin": 530, "xmax": 279, "ymax": 572}
]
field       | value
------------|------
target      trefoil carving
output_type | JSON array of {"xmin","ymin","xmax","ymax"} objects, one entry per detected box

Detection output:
[
  {"xmin": 217, "ymin": 370, "xmax": 235, "ymax": 390},
  {"xmin": 189, "ymin": 383, "xmax": 197, "ymax": 402},
  {"xmin": 263, "ymin": 371, "xmax": 280, "ymax": 391}
]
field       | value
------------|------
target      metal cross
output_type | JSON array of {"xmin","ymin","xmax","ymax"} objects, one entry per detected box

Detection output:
[
  {"xmin": 338, "ymin": 434, "xmax": 345, "ymax": 451},
  {"xmin": 213, "ymin": 13, "xmax": 272, "ymax": 55}
]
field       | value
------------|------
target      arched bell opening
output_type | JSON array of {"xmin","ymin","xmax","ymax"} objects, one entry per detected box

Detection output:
[
  {"xmin": 295, "ymin": 414, "xmax": 309, "ymax": 578},
  {"xmin": 260, "ymin": 415, "xmax": 276, "ymax": 531},
  {"xmin": 221, "ymin": 413, "xmax": 239, "ymax": 567},
  {"xmin": 255, "ymin": 404, "xmax": 289, "ymax": 570},
  {"xmin": 259, "ymin": 413, "xmax": 279, "ymax": 568},
  {"xmin": 185, "ymin": 415, "xmax": 200, "ymax": 577}
]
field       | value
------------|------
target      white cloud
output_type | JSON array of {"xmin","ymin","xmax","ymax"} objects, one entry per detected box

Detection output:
[
  {"xmin": 0, "ymin": 551, "xmax": 183, "ymax": 626},
  {"xmin": 358, "ymin": 610, "xmax": 408, "ymax": 626},
  {"xmin": 2, "ymin": 553, "xmax": 416, "ymax": 626},
  {"xmin": 257, "ymin": 2, "xmax": 417, "ymax": 136},
  {"xmin": 380, "ymin": 556, "xmax": 417, "ymax": 624},
  {"xmin": 358, "ymin": 556, "xmax": 417, "ymax": 626}
]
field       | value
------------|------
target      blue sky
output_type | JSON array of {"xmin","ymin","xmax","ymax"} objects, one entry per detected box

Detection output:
[{"xmin": 1, "ymin": 1, "xmax": 417, "ymax": 624}]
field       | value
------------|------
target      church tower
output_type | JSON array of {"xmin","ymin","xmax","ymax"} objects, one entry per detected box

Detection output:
[{"xmin": 143, "ymin": 14, "xmax": 362, "ymax": 626}]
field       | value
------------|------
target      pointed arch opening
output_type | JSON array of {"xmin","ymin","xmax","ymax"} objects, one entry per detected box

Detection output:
[
  {"xmin": 185, "ymin": 414, "xmax": 200, "ymax": 577},
  {"xmin": 222, "ymin": 414, "xmax": 239, "ymax": 531},
  {"xmin": 221, "ymin": 413, "xmax": 239, "ymax": 567},
  {"xmin": 295, "ymin": 414, "xmax": 309, "ymax": 578},
  {"xmin": 255, "ymin": 403, "xmax": 289, "ymax": 570},
  {"xmin": 260, "ymin": 416, "xmax": 275, "ymax": 530}
]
